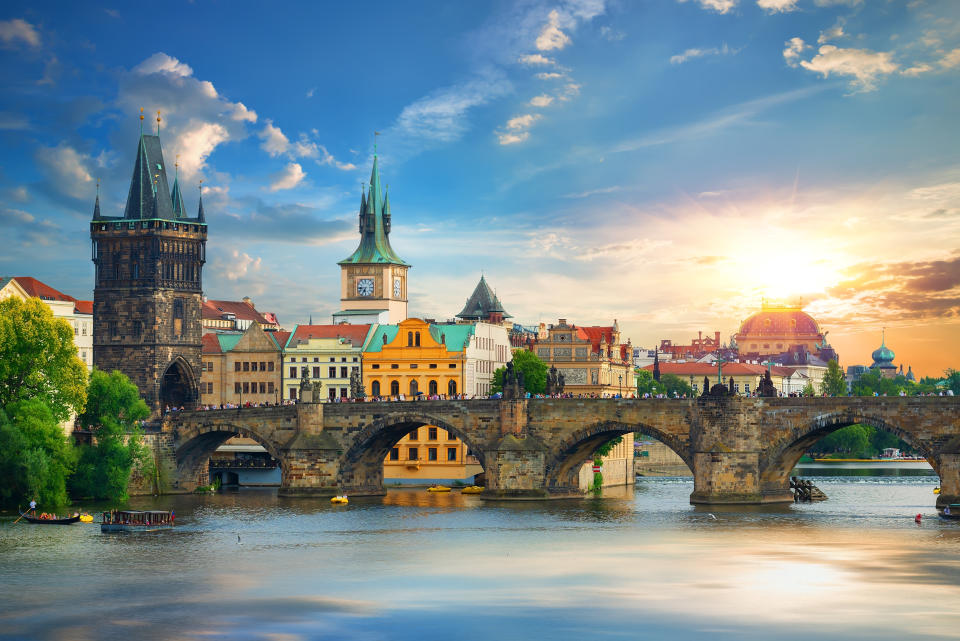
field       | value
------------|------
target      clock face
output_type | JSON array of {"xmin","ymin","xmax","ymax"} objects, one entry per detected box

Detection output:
[
  {"xmin": 393, "ymin": 278, "xmax": 402, "ymax": 298},
  {"xmin": 357, "ymin": 278, "xmax": 374, "ymax": 297}
]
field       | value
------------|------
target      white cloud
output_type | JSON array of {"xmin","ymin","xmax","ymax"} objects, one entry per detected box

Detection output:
[
  {"xmin": 757, "ymin": 0, "xmax": 798, "ymax": 12},
  {"xmin": 505, "ymin": 114, "xmax": 540, "ymax": 131},
  {"xmin": 536, "ymin": 10, "xmax": 572, "ymax": 52},
  {"xmin": 220, "ymin": 250, "xmax": 263, "ymax": 281},
  {"xmin": 679, "ymin": 0, "xmax": 738, "ymax": 14},
  {"xmin": 259, "ymin": 120, "xmax": 289, "ymax": 157},
  {"xmin": 0, "ymin": 111, "xmax": 29, "ymax": 130},
  {"xmin": 133, "ymin": 52, "xmax": 193, "ymax": 77},
  {"xmin": 35, "ymin": 143, "xmax": 94, "ymax": 197},
  {"xmin": 813, "ymin": 0, "xmax": 862, "ymax": 6},
  {"xmin": 519, "ymin": 53, "xmax": 556, "ymax": 66},
  {"xmin": 818, "ymin": 21, "xmax": 846, "ymax": 45},
  {"xmin": 498, "ymin": 132, "xmax": 530, "ymax": 145},
  {"xmin": 316, "ymin": 144, "xmax": 357, "ymax": 171},
  {"xmin": 306, "ymin": 87, "xmax": 316, "ymax": 98},
  {"xmin": 901, "ymin": 63, "xmax": 933, "ymax": 77},
  {"xmin": 600, "ymin": 26, "xmax": 625, "ymax": 42},
  {"xmin": 119, "ymin": 53, "xmax": 259, "ymax": 180},
  {"xmin": 395, "ymin": 71, "xmax": 511, "ymax": 144},
  {"xmin": 940, "ymin": 48, "xmax": 960, "ymax": 70},
  {"xmin": 536, "ymin": 72, "xmax": 566, "ymax": 80},
  {"xmin": 559, "ymin": 82, "xmax": 581, "ymax": 101},
  {"xmin": 564, "ymin": 186, "xmax": 623, "ymax": 199},
  {"xmin": 783, "ymin": 38, "xmax": 808, "ymax": 68},
  {"xmin": 0, "ymin": 18, "xmax": 40, "ymax": 49},
  {"xmin": 574, "ymin": 238, "xmax": 671, "ymax": 262},
  {"xmin": 530, "ymin": 94, "xmax": 554, "ymax": 107},
  {"xmin": 797, "ymin": 44, "xmax": 899, "ymax": 91},
  {"xmin": 269, "ymin": 162, "xmax": 305, "ymax": 191},
  {"xmin": 670, "ymin": 43, "xmax": 737, "ymax": 65}
]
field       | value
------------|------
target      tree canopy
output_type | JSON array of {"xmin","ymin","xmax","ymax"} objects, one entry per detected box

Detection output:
[
  {"xmin": 822, "ymin": 359, "xmax": 847, "ymax": 396},
  {"xmin": 491, "ymin": 350, "xmax": 548, "ymax": 395}
]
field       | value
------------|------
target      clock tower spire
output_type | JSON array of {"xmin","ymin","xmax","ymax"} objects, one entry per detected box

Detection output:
[{"xmin": 335, "ymin": 148, "xmax": 410, "ymax": 324}]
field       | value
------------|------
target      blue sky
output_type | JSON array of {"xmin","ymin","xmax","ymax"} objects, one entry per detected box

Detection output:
[{"xmin": 1, "ymin": 0, "xmax": 959, "ymax": 375}]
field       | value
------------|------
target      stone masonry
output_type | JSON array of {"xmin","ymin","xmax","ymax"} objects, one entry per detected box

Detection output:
[{"xmin": 162, "ymin": 396, "xmax": 960, "ymax": 506}]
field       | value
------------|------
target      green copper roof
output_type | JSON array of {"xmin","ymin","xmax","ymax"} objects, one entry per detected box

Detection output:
[
  {"xmin": 216, "ymin": 334, "xmax": 243, "ymax": 352},
  {"xmin": 429, "ymin": 324, "xmax": 475, "ymax": 351},
  {"xmin": 456, "ymin": 275, "xmax": 512, "ymax": 320},
  {"xmin": 364, "ymin": 325, "xmax": 400, "ymax": 353},
  {"xmin": 170, "ymin": 171, "xmax": 186, "ymax": 219},
  {"xmin": 339, "ymin": 155, "xmax": 408, "ymax": 266}
]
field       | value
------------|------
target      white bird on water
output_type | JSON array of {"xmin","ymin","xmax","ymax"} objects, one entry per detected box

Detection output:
[{"xmin": 707, "ymin": 513, "xmax": 717, "ymax": 520}]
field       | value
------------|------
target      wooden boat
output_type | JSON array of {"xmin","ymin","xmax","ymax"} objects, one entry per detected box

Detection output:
[
  {"xmin": 427, "ymin": 485, "xmax": 451, "ymax": 492},
  {"xmin": 460, "ymin": 486, "xmax": 484, "ymax": 494},
  {"xmin": 19, "ymin": 511, "xmax": 80, "ymax": 525},
  {"xmin": 939, "ymin": 504, "xmax": 960, "ymax": 519},
  {"xmin": 101, "ymin": 510, "xmax": 174, "ymax": 533}
]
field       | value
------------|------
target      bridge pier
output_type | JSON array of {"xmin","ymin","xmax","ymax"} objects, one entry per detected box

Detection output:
[
  {"xmin": 936, "ymin": 453, "xmax": 960, "ymax": 510},
  {"xmin": 480, "ymin": 434, "xmax": 570, "ymax": 500}
]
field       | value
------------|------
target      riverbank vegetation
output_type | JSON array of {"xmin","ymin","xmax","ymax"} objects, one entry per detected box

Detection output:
[{"xmin": 0, "ymin": 297, "xmax": 149, "ymax": 510}]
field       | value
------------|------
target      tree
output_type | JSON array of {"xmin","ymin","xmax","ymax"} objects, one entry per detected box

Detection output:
[
  {"xmin": 0, "ymin": 297, "xmax": 87, "ymax": 423},
  {"xmin": 660, "ymin": 374, "xmax": 693, "ymax": 398},
  {"xmin": 635, "ymin": 369, "xmax": 659, "ymax": 396},
  {"xmin": 822, "ymin": 359, "xmax": 847, "ymax": 396},
  {"xmin": 70, "ymin": 369, "xmax": 151, "ymax": 501},
  {"xmin": 944, "ymin": 369, "xmax": 960, "ymax": 395},
  {"xmin": 590, "ymin": 436, "xmax": 624, "ymax": 492},
  {"xmin": 801, "ymin": 381, "xmax": 816, "ymax": 397},
  {"xmin": 0, "ymin": 400, "xmax": 76, "ymax": 508},
  {"xmin": 491, "ymin": 350, "xmax": 548, "ymax": 395}
]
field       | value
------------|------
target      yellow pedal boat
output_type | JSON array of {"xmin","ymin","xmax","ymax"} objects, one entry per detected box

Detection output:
[
  {"xmin": 330, "ymin": 495, "xmax": 349, "ymax": 504},
  {"xmin": 427, "ymin": 485, "xmax": 451, "ymax": 493},
  {"xmin": 460, "ymin": 486, "xmax": 484, "ymax": 494},
  {"xmin": 934, "ymin": 487, "xmax": 941, "ymax": 494},
  {"xmin": 79, "ymin": 513, "xmax": 94, "ymax": 523}
]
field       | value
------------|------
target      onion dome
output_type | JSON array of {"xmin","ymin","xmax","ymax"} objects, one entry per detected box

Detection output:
[{"xmin": 871, "ymin": 331, "xmax": 895, "ymax": 367}]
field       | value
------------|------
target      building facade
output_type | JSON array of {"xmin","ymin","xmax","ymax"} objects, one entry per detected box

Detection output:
[
  {"xmin": 90, "ymin": 124, "xmax": 206, "ymax": 414},
  {"xmin": 734, "ymin": 302, "xmax": 837, "ymax": 363},
  {"xmin": 199, "ymin": 323, "xmax": 284, "ymax": 407},
  {"xmin": 533, "ymin": 319, "xmax": 634, "ymax": 396},
  {"xmin": 641, "ymin": 361, "xmax": 792, "ymax": 396},
  {"xmin": 659, "ymin": 331, "xmax": 723, "ymax": 360},
  {"xmin": 457, "ymin": 321, "xmax": 511, "ymax": 397},
  {"xmin": 383, "ymin": 425, "xmax": 483, "ymax": 485},
  {"xmin": 281, "ymin": 324, "xmax": 371, "ymax": 401},
  {"xmin": 202, "ymin": 297, "xmax": 280, "ymax": 332},
  {"xmin": 335, "ymin": 155, "xmax": 409, "ymax": 325}
]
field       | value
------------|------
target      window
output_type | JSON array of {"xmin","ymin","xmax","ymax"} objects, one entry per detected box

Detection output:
[
  {"xmin": 301, "ymin": 367, "xmax": 309, "ymax": 378},
  {"xmin": 236, "ymin": 362, "xmax": 242, "ymax": 372},
  {"xmin": 407, "ymin": 332, "xmax": 413, "ymax": 347},
  {"xmin": 390, "ymin": 364, "xmax": 399, "ymax": 369},
  {"xmin": 330, "ymin": 357, "xmax": 335, "ymax": 362},
  {"xmin": 74, "ymin": 325, "xmax": 78, "ymax": 336},
  {"xmin": 410, "ymin": 364, "xmax": 418, "ymax": 369},
  {"xmin": 340, "ymin": 367, "xmax": 347, "ymax": 378},
  {"xmin": 259, "ymin": 382, "xmax": 266, "ymax": 394},
  {"xmin": 429, "ymin": 380, "xmax": 438, "ymax": 395},
  {"xmin": 243, "ymin": 382, "xmax": 250, "ymax": 394},
  {"xmin": 260, "ymin": 362, "xmax": 266, "ymax": 371},
  {"xmin": 268, "ymin": 362, "xmax": 274, "ymax": 372},
  {"xmin": 448, "ymin": 364, "xmax": 456, "ymax": 369},
  {"xmin": 429, "ymin": 364, "xmax": 437, "ymax": 369},
  {"xmin": 408, "ymin": 447, "xmax": 418, "ymax": 461},
  {"xmin": 329, "ymin": 388, "xmax": 337, "ymax": 401},
  {"xmin": 448, "ymin": 380, "xmax": 457, "ymax": 396},
  {"xmin": 81, "ymin": 325, "xmax": 86, "ymax": 336},
  {"xmin": 243, "ymin": 362, "xmax": 250, "ymax": 372},
  {"xmin": 371, "ymin": 381, "xmax": 381, "ymax": 396},
  {"xmin": 329, "ymin": 367, "xmax": 336, "ymax": 378},
  {"xmin": 415, "ymin": 332, "xmax": 421, "ymax": 347},
  {"xmin": 289, "ymin": 367, "xmax": 297, "ymax": 378},
  {"xmin": 744, "ymin": 383, "xmax": 750, "ymax": 393},
  {"xmin": 410, "ymin": 380, "xmax": 418, "ymax": 396},
  {"xmin": 290, "ymin": 388, "xmax": 297, "ymax": 400},
  {"xmin": 172, "ymin": 299, "xmax": 184, "ymax": 338},
  {"xmin": 207, "ymin": 382, "xmax": 213, "ymax": 394},
  {"xmin": 447, "ymin": 447, "xmax": 457, "ymax": 461},
  {"xmin": 268, "ymin": 382, "xmax": 274, "ymax": 393},
  {"xmin": 446, "ymin": 430, "xmax": 456, "ymax": 441},
  {"xmin": 389, "ymin": 448, "xmax": 399, "ymax": 461},
  {"xmin": 372, "ymin": 364, "xmax": 380, "ymax": 369},
  {"xmin": 340, "ymin": 388, "xmax": 347, "ymax": 398},
  {"xmin": 313, "ymin": 367, "xmax": 321, "ymax": 378},
  {"xmin": 428, "ymin": 427, "xmax": 438, "ymax": 440},
  {"xmin": 353, "ymin": 357, "xmax": 358, "ymax": 362},
  {"xmin": 234, "ymin": 382, "xmax": 241, "ymax": 394},
  {"xmin": 428, "ymin": 447, "xmax": 437, "ymax": 461},
  {"xmin": 314, "ymin": 357, "xmax": 319, "ymax": 362},
  {"xmin": 341, "ymin": 357, "xmax": 347, "ymax": 363},
  {"xmin": 390, "ymin": 380, "xmax": 399, "ymax": 396}
]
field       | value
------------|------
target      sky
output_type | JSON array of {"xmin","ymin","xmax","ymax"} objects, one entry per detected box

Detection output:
[{"xmin": 1, "ymin": 0, "xmax": 958, "ymax": 377}]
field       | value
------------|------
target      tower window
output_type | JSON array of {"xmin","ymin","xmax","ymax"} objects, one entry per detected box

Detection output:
[{"xmin": 172, "ymin": 299, "xmax": 184, "ymax": 339}]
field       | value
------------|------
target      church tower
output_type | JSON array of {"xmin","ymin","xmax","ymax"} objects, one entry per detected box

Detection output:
[
  {"xmin": 335, "ymin": 152, "xmax": 409, "ymax": 324},
  {"xmin": 90, "ymin": 112, "xmax": 207, "ymax": 414}
]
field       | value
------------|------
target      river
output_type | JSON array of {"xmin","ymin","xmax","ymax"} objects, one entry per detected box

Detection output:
[{"xmin": 1, "ymin": 469, "xmax": 958, "ymax": 641}]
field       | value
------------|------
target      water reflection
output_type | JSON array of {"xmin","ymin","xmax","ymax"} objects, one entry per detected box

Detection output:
[{"xmin": 1, "ymin": 478, "xmax": 958, "ymax": 641}]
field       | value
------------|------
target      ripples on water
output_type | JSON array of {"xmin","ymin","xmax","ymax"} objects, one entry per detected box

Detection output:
[{"xmin": 1, "ymin": 473, "xmax": 958, "ymax": 641}]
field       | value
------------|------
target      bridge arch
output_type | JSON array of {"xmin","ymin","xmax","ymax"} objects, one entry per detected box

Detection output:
[
  {"xmin": 174, "ymin": 421, "xmax": 287, "ymax": 490},
  {"xmin": 759, "ymin": 412, "xmax": 943, "ymax": 491},
  {"xmin": 337, "ymin": 411, "xmax": 487, "ymax": 495},
  {"xmin": 543, "ymin": 421, "xmax": 693, "ymax": 492}
]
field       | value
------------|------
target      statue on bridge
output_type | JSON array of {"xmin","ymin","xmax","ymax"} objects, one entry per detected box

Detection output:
[
  {"xmin": 350, "ymin": 368, "xmax": 365, "ymax": 400},
  {"xmin": 503, "ymin": 361, "xmax": 524, "ymax": 400},
  {"xmin": 758, "ymin": 370, "xmax": 778, "ymax": 398},
  {"xmin": 546, "ymin": 366, "xmax": 559, "ymax": 395}
]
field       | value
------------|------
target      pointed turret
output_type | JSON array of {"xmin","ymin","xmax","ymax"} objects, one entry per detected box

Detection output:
[
  {"xmin": 358, "ymin": 186, "xmax": 367, "ymax": 233},
  {"xmin": 92, "ymin": 180, "xmax": 102, "ymax": 220},
  {"xmin": 123, "ymin": 131, "xmax": 176, "ymax": 220},
  {"xmin": 196, "ymin": 193, "xmax": 206, "ymax": 223},
  {"xmin": 456, "ymin": 275, "xmax": 512, "ymax": 321},
  {"xmin": 171, "ymin": 165, "xmax": 185, "ymax": 219},
  {"xmin": 383, "ymin": 186, "xmax": 392, "ymax": 234},
  {"xmin": 653, "ymin": 349, "xmax": 661, "ymax": 382},
  {"xmin": 338, "ymin": 153, "xmax": 408, "ymax": 266}
]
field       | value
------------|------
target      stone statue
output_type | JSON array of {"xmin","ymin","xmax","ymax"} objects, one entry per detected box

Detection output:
[
  {"xmin": 312, "ymin": 380, "xmax": 323, "ymax": 398},
  {"xmin": 728, "ymin": 376, "xmax": 735, "ymax": 395},
  {"xmin": 758, "ymin": 369, "xmax": 778, "ymax": 398},
  {"xmin": 299, "ymin": 369, "xmax": 310, "ymax": 393},
  {"xmin": 557, "ymin": 372, "xmax": 565, "ymax": 394},
  {"xmin": 502, "ymin": 361, "xmax": 522, "ymax": 400},
  {"xmin": 350, "ymin": 368, "xmax": 365, "ymax": 400},
  {"xmin": 546, "ymin": 365, "xmax": 559, "ymax": 395},
  {"xmin": 702, "ymin": 376, "xmax": 711, "ymax": 398}
]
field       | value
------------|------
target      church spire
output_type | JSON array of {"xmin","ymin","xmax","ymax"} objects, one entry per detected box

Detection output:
[
  {"xmin": 170, "ymin": 156, "xmax": 185, "ymax": 219},
  {"xmin": 92, "ymin": 178, "xmax": 102, "ymax": 220},
  {"xmin": 196, "ymin": 180, "xmax": 206, "ymax": 223},
  {"xmin": 338, "ymin": 149, "xmax": 407, "ymax": 267},
  {"xmin": 123, "ymin": 111, "xmax": 175, "ymax": 220}
]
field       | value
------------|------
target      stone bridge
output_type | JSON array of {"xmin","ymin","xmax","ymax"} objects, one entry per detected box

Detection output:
[{"xmin": 162, "ymin": 396, "xmax": 960, "ymax": 506}]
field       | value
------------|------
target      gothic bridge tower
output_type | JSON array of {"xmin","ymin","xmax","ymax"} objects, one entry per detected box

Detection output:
[{"xmin": 91, "ymin": 114, "xmax": 207, "ymax": 414}]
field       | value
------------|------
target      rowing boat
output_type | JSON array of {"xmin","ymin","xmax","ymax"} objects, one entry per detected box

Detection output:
[{"xmin": 19, "ymin": 511, "xmax": 80, "ymax": 525}]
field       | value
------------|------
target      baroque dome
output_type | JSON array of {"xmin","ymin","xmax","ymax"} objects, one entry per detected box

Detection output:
[
  {"xmin": 737, "ymin": 306, "xmax": 821, "ymax": 338},
  {"xmin": 871, "ymin": 332, "xmax": 895, "ymax": 367}
]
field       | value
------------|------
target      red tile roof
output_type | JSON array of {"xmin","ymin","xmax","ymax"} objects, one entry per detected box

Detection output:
[
  {"xmin": 271, "ymin": 330, "xmax": 291, "ymax": 350},
  {"xmin": 202, "ymin": 299, "xmax": 274, "ymax": 326},
  {"xmin": 288, "ymin": 324, "xmax": 371, "ymax": 347},
  {"xmin": 12, "ymin": 277, "xmax": 76, "ymax": 302},
  {"xmin": 575, "ymin": 325, "xmax": 619, "ymax": 355},
  {"xmin": 201, "ymin": 333, "xmax": 222, "ymax": 354},
  {"xmin": 74, "ymin": 300, "xmax": 93, "ymax": 315}
]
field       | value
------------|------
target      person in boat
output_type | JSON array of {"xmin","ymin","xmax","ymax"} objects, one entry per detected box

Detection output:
[{"xmin": 29, "ymin": 499, "xmax": 37, "ymax": 515}]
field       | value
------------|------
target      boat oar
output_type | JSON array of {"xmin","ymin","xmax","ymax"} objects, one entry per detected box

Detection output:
[{"xmin": 13, "ymin": 507, "xmax": 27, "ymax": 524}]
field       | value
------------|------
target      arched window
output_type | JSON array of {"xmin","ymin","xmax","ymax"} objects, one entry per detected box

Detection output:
[
  {"xmin": 407, "ymin": 332, "xmax": 413, "ymax": 347},
  {"xmin": 448, "ymin": 380, "xmax": 457, "ymax": 397},
  {"xmin": 371, "ymin": 381, "xmax": 381, "ymax": 396},
  {"xmin": 172, "ymin": 299, "xmax": 184, "ymax": 339},
  {"xmin": 428, "ymin": 380, "xmax": 438, "ymax": 396},
  {"xmin": 390, "ymin": 380, "xmax": 400, "ymax": 396},
  {"xmin": 415, "ymin": 332, "xmax": 421, "ymax": 347},
  {"xmin": 410, "ymin": 380, "xmax": 419, "ymax": 396}
]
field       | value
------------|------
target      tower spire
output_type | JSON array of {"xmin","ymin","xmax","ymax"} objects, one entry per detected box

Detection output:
[
  {"xmin": 139, "ymin": 107, "xmax": 144, "ymax": 135},
  {"xmin": 170, "ymin": 154, "xmax": 185, "ymax": 219},
  {"xmin": 92, "ymin": 178, "xmax": 102, "ymax": 220},
  {"xmin": 196, "ymin": 180, "xmax": 205, "ymax": 222},
  {"xmin": 156, "ymin": 110, "xmax": 161, "ymax": 136}
]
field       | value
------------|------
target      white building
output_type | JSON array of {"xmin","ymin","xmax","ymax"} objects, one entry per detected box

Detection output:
[{"xmin": 462, "ymin": 322, "xmax": 512, "ymax": 397}]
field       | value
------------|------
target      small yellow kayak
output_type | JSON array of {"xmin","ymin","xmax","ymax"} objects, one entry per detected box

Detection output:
[
  {"xmin": 427, "ymin": 486, "xmax": 451, "ymax": 493},
  {"xmin": 461, "ymin": 486, "xmax": 484, "ymax": 494},
  {"xmin": 330, "ymin": 495, "xmax": 348, "ymax": 504},
  {"xmin": 79, "ymin": 513, "xmax": 94, "ymax": 523}
]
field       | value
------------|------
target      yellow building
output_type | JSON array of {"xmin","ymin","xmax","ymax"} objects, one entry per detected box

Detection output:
[
  {"xmin": 533, "ymin": 319, "xmax": 635, "ymax": 397},
  {"xmin": 199, "ymin": 323, "xmax": 285, "ymax": 407},
  {"xmin": 383, "ymin": 425, "xmax": 484, "ymax": 485}
]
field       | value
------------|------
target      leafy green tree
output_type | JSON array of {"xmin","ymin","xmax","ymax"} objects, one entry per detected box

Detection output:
[
  {"xmin": 822, "ymin": 359, "xmax": 847, "ymax": 396},
  {"xmin": 815, "ymin": 424, "xmax": 873, "ymax": 458},
  {"xmin": 801, "ymin": 381, "xmax": 816, "ymax": 397},
  {"xmin": 0, "ymin": 400, "xmax": 77, "ymax": 508},
  {"xmin": 635, "ymin": 369, "xmax": 659, "ymax": 396},
  {"xmin": 491, "ymin": 350, "xmax": 548, "ymax": 395},
  {"xmin": 0, "ymin": 297, "xmax": 87, "ymax": 423},
  {"xmin": 70, "ymin": 369, "xmax": 150, "ymax": 501},
  {"xmin": 944, "ymin": 369, "xmax": 960, "ymax": 395},
  {"xmin": 660, "ymin": 374, "xmax": 693, "ymax": 398},
  {"xmin": 590, "ymin": 436, "xmax": 625, "ymax": 492}
]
